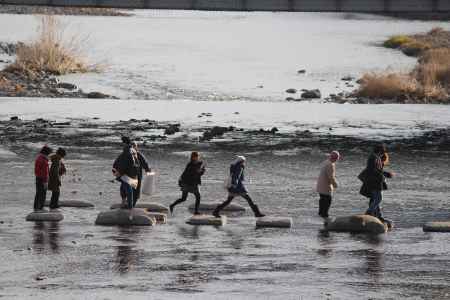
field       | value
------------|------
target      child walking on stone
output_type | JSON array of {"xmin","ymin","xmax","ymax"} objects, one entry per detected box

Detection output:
[
  {"xmin": 213, "ymin": 156, "xmax": 265, "ymax": 218},
  {"xmin": 170, "ymin": 152, "xmax": 205, "ymax": 215},
  {"xmin": 316, "ymin": 150, "xmax": 340, "ymax": 218}
]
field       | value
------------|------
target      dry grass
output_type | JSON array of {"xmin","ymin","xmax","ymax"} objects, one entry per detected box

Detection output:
[
  {"xmin": 357, "ymin": 29, "xmax": 450, "ymax": 103},
  {"xmin": 357, "ymin": 73, "xmax": 418, "ymax": 100},
  {"xmin": 383, "ymin": 35, "xmax": 413, "ymax": 48},
  {"xmin": 5, "ymin": 15, "xmax": 98, "ymax": 75}
]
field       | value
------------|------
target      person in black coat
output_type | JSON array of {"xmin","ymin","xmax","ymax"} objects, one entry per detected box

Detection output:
[
  {"xmin": 213, "ymin": 156, "xmax": 265, "ymax": 218},
  {"xmin": 359, "ymin": 144, "xmax": 394, "ymax": 222},
  {"xmin": 131, "ymin": 142, "xmax": 151, "ymax": 206},
  {"xmin": 169, "ymin": 152, "xmax": 205, "ymax": 215},
  {"xmin": 112, "ymin": 137, "xmax": 140, "ymax": 209}
]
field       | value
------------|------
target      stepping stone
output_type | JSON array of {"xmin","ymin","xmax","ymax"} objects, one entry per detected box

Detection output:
[
  {"xmin": 110, "ymin": 202, "xmax": 169, "ymax": 214},
  {"xmin": 423, "ymin": 221, "xmax": 450, "ymax": 232},
  {"xmin": 26, "ymin": 211, "xmax": 64, "ymax": 222},
  {"xmin": 256, "ymin": 217, "xmax": 292, "ymax": 228},
  {"xmin": 188, "ymin": 202, "xmax": 246, "ymax": 212},
  {"xmin": 324, "ymin": 214, "xmax": 388, "ymax": 234},
  {"xmin": 45, "ymin": 200, "xmax": 94, "ymax": 208},
  {"xmin": 186, "ymin": 215, "xmax": 227, "ymax": 226},
  {"xmin": 144, "ymin": 211, "xmax": 167, "ymax": 224},
  {"xmin": 95, "ymin": 208, "xmax": 155, "ymax": 226}
]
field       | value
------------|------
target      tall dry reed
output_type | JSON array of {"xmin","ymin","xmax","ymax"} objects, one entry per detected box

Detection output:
[{"xmin": 6, "ymin": 15, "xmax": 97, "ymax": 75}]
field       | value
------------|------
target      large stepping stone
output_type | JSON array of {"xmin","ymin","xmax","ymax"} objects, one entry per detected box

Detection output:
[
  {"xmin": 423, "ymin": 221, "xmax": 450, "ymax": 232},
  {"xmin": 324, "ymin": 214, "xmax": 388, "ymax": 234},
  {"xmin": 110, "ymin": 202, "xmax": 169, "ymax": 214},
  {"xmin": 186, "ymin": 215, "xmax": 227, "ymax": 226},
  {"xmin": 95, "ymin": 208, "xmax": 155, "ymax": 226},
  {"xmin": 256, "ymin": 216, "xmax": 292, "ymax": 228},
  {"xmin": 188, "ymin": 202, "xmax": 246, "ymax": 212},
  {"xmin": 144, "ymin": 211, "xmax": 167, "ymax": 224},
  {"xmin": 45, "ymin": 200, "xmax": 94, "ymax": 208},
  {"xmin": 26, "ymin": 211, "xmax": 64, "ymax": 222}
]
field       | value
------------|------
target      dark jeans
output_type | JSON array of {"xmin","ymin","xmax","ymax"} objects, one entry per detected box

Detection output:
[
  {"xmin": 318, "ymin": 194, "xmax": 332, "ymax": 218},
  {"xmin": 214, "ymin": 193, "xmax": 263, "ymax": 217},
  {"xmin": 33, "ymin": 177, "xmax": 47, "ymax": 210},
  {"xmin": 171, "ymin": 190, "xmax": 201, "ymax": 214},
  {"xmin": 49, "ymin": 189, "xmax": 60, "ymax": 209},
  {"xmin": 120, "ymin": 182, "xmax": 135, "ymax": 209},
  {"xmin": 366, "ymin": 190, "xmax": 383, "ymax": 219}
]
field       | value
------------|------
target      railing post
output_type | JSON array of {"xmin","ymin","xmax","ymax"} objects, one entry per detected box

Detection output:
[
  {"xmin": 383, "ymin": 0, "xmax": 390, "ymax": 12},
  {"xmin": 336, "ymin": 0, "xmax": 342, "ymax": 12},
  {"xmin": 288, "ymin": 0, "xmax": 294, "ymax": 11},
  {"xmin": 241, "ymin": 0, "xmax": 247, "ymax": 11},
  {"xmin": 432, "ymin": 0, "xmax": 438, "ymax": 12}
]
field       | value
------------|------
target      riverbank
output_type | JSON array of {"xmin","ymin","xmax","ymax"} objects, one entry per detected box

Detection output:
[
  {"xmin": 0, "ymin": 4, "xmax": 130, "ymax": 16},
  {"xmin": 354, "ymin": 27, "xmax": 450, "ymax": 104}
]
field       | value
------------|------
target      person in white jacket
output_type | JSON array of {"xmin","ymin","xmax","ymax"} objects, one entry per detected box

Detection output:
[{"xmin": 316, "ymin": 151, "xmax": 340, "ymax": 218}]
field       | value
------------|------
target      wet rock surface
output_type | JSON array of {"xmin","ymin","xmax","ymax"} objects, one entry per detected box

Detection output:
[
  {"xmin": 0, "ymin": 117, "xmax": 449, "ymax": 153},
  {"xmin": 0, "ymin": 69, "xmax": 116, "ymax": 99}
]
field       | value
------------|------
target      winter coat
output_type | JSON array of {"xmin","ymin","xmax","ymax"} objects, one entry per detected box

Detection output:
[
  {"xmin": 34, "ymin": 153, "xmax": 50, "ymax": 183},
  {"xmin": 180, "ymin": 160, "xmax": 205, "ymax": 187},
  {"xmin": 48, "ymin": 154, "xmax": 66, "ymax": 192},
  {"xmin": 228, "ymin": 162, "xmax": 247, "ymax": 194},
  {"xmin": 359, "ymin": 152, "xmax": 392, "ymax": 197},
  {"xmin": 316, "ymin": 160, "xmax": 338, "ymax": 195},
  {"xmin": 136, "ymin": 152, "xmax": 150, "ymax": 181},
  {"xmin": 113, "ymin": 146, "xmax": 139, "ymax": 179}
]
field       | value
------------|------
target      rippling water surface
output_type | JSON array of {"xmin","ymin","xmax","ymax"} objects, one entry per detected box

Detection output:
[{"xmin": 0, "ymin": 149, "xmax": 449, "ymax": 299}]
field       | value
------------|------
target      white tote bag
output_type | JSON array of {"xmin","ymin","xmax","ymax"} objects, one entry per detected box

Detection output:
[
  {"xmin": 120, "ymin": 175, "xmax": 139, "ymax": 189},
  {"xmin": 141, "ymin": 172, "xmax": 156, "ymax": 195}
]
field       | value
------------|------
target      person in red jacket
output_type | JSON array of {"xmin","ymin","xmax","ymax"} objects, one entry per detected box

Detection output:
[{"xmin": 34, "ymin": 145, "xmax": 53, "ymax": 211}]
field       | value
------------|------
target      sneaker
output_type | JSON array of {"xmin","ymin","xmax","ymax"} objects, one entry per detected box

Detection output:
[
  {"xmin": 212, "ymin": 211, "xmax": 221, "ymax": 218},
  {"xmin": 255, "ymin": 213, "xmax": 266, "ymax": 218}
]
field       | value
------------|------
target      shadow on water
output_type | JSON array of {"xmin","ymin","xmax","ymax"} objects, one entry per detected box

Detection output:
[
  {"xmin": 113, "ymin": 226, "xmax": 143, "ymax": 275},
  {"xmin": 32, "ymin": 222, "xmax": 60, "ymax": 254}
]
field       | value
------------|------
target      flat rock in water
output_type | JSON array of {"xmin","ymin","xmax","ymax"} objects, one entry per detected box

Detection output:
[
  {"xmin": 110, "ymin": 202, "xmax": 169, "ymax": 213},
  {"xmin": 256, "ymin": 217, "xmax": 292, "ymax": 228},
  {"xmin": 324, "ymin": 214, "xmax": 387, "ymax": 234},
  {"xmin": 144, "ymin": 211, "xmax": 167, "ymax": 224},
  {"xmin": 95, "ymin": 208, "xmax": 155, "ymax": 226},
  {"xmin": 44, "ymin": 200, "xmax": 94, "ymax": 208},
  {"xmin": 186, "ymin": 215, "xmax": 226, "ymax": 226},
  {"xmin": 188, "ymin": 202, "xmax": 246, "ymax": 212},
  {"xmin": 423, "ymin": 221, "xmax": 450, "ymax": 232},
  {"xmin": 26, "ymin": 211, "xmax": 64, "ymax": 222}
]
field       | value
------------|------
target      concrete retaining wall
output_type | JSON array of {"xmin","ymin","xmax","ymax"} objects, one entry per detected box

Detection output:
[{"xmin": 1, "ymin": 0, "xmax": 449, "ymax": 12}]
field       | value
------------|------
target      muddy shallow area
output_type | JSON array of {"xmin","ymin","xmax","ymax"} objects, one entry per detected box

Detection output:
[{"xmin": 0, "ymin": 137, "xmax": 449, "ymax": 299}]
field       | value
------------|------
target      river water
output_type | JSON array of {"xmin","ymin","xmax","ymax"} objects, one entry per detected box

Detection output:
[{"xmin": 0, "ymin": 9, "xmax": 449, "ymax": 300}]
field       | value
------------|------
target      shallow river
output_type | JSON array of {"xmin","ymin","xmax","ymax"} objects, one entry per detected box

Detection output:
[{"xmin": 0, "ymin": 149, "xmax": 449, "ymax": 299}]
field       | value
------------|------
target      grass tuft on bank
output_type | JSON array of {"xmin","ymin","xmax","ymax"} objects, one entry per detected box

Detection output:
[
  {"xmin": 356, "ymin": 28, "xmax": 450, "ymax": 103},
  {"xmin": 5, "ymin": 15, "xmax": 98, "ymax": 76}
]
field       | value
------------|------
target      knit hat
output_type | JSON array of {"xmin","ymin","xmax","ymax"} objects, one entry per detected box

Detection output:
[
  {"xmin": 233, "ymin": 155, "xmax": 246, "ymax": 165},
  {"xmin": 329, "ymin": 151, "xmax": 340, "ymax": 161},
  {"xmin": 121, "ymin": 136, "xmax": 131, "ymax": 145}
]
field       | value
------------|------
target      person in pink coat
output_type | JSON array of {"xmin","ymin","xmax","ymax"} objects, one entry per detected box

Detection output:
[{"xmin": 316, "ymin": 151, "xmax": 340, "ymax": 218}]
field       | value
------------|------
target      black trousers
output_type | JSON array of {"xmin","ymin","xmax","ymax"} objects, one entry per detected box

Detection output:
[
  {"xmin": 49, "ymin": 189, "xmax": 60, "ymax": 209},
  {"xmin": 171, "ymin": 190, "xmax": 201, "ymax": 213},
  {"xmin": 214, "ymin": 193, "xmax": 262, "ymax": 216},
  {"xmin": 318, "ymin": 194, "xmax": 332, "ymax": 218},
  {"xmin": 34, "ymin": 177, "xmax": 47, "ymax": 210}
]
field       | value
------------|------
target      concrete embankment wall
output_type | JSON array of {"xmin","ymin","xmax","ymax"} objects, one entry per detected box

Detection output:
[{"xmin": 0, "ymin": 0, "xmax": 449, "ymax": 12}]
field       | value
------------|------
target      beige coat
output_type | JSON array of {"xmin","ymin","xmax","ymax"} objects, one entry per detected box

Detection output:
[{"xmin": 316, "ymin": 160, "xmax": 338, "ymax": 195}]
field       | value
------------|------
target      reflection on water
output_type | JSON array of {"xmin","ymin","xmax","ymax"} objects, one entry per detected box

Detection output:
[
  {"xmin": 32, "ymin": 222, "xmax": 60, "ymax": 254},
  {"xmin": 113, "ymin": 226, "xmax": 142, "ymax": 274}
]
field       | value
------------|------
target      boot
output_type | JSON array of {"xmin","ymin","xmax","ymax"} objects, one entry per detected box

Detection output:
[
  {"xmin": 250, "ymin": 204, "xmax": 265, "ymax": 218},
  {"xmin": 212, "ymin": 207, "xmax": 221, "ymax": 218}
]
